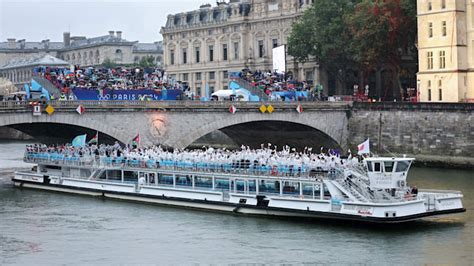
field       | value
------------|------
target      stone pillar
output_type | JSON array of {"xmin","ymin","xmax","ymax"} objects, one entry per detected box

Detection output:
[{"xmin": 376, "ymin": 69, "xmax": 382, "ymax": 100}]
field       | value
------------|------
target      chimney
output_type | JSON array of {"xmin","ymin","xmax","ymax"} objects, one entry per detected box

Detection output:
[
  {"xmin": 63, "ymin": 32, "xmax": 71, "ymax": 47},
  {"xmin": 42, "ymin": 39, "xmax": 50, "ymax": 50},
  {"xmin": 116, "ymin": 31, "xmax": 122, "ymax": 40},
  {"xmin": 7, "ymin": 38, "xmax": 16, "ymax": 48},
  {"xmin": 108, "ymin": 30, "xmax": 115, "ymax": 37},
  {"xmin": 18, "ymin": 39, "xmax": 26, "ymax": 49}
]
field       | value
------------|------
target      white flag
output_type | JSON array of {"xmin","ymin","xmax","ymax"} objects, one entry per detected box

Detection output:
[{"xmin": 357, "ymin": 139, "xmax": 370, "ymax": 155}]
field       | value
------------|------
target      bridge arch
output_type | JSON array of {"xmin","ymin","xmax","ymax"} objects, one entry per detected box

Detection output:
[
  {"xmin": 0, "ymin": 113, "xmax": 124, "ymax": 144},
  {"xmin": 162, "ymin": 111, "xmax": 348, "ymax": 151}
]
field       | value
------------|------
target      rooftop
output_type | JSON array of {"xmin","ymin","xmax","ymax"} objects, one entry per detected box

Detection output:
[{"xmin": 0, "ymin": 54, "xmax": 70, "ymax": 70}]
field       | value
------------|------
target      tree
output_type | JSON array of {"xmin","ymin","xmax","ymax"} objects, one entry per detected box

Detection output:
[
  {"xmin": 138, "ymin": 56, "xmax": 156, "ymax": 68},
  {"xmin": 102, "ymin": 58, "xmax": 117, "ymax": 68},
  {"xmin": 288, "ymin": 0, "xmax": 357, "ymax": 84},
  {"xmin": 347, "ymin": 0, "xmax": 417, "ymax": 100},
  {"xmin": 288, "ymin": 0, "xmax": 417, "ymax": 99}
]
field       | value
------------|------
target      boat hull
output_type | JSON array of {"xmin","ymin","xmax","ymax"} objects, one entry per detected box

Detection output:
[{"xmin": 12, "ymin": 178, "xmax": 466, "ymax": 224}]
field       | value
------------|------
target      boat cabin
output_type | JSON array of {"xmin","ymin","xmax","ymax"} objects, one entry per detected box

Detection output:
[{"xmin": 364, "ymin": 157, "xmax": 414, "ymax": 189}]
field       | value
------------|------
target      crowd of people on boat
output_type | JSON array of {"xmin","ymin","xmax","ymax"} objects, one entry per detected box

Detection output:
[
  {"xmin": 26, "ymin": 143, "xmax": 361, "ymax": 176},
  {"xmin": 234, "ymin": 69, "xmax": 324, "ymax": 101},
  {"xmin": 33, "ymin": 66, "xmax": 186, "ymax": 97}
]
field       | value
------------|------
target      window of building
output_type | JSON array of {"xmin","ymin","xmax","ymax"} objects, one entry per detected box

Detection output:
[
  {"xmin": 209, "ymin": 71, "xmax": 215, "ymax": 80},
  {"xmin": 305, "ymin": 70, "xmax": 314, "ymax": 81},
  {"xmin": 170, "ymin": 50, "xmax": 175, "ymax": 65},
  {"xmin": 182, "ymin": 48, "xmax": 187, "ymax": 64},
  {"xmin": 258, "ymin": 40, "xmax": 264, "ymax": 58},
  {"xmin": 442, "ymin": 21, "xmax": 447, "ymax": 37},
  {"xmin": 427, "ymin": 51, "xmax": 433, "ymax": 69},
  {"xmin": 169, "ymin": 35, "xmax": 173, "ymax": 41},
  {"xmin": 428, "ymin": 89, "xmax": 432, "ymax": 101},
  {"xmin": 197, "ymin": 87, "xmax": 201, "ymax": 96},
  {"xmin": 223, "ymin": 70, "xmax": 228, "ymax": 79},
  {"xmin": 441, "ymin": 0, "xmax": 446, "ymax": 9},
  {"xmin": 428, "ymin": 22, "xmax": 433, "ymax": 38},
  {"xmin": 209, "ymin": 45, "xmax": 214, "ymax": 62},
  {"xmin": 233, "ymin": 42, "xmax": 239, "ymax": 59},
  {"xmin": 223, "ymin": 44, "xmax": 228, "ymax": 61},
  {"xmin": 272, "ymin": 39, "xmax": 278, "ymax": 48},
  {"xmin": 210, "ymin": 86, "xmax": 215, "ymax": 94},
  {"xmin": 182, "ymin": 33, "xmax": 186, "ymax": 38},
  {"xmin": 439, "ymin": 50, "xmax": 446, "ymax": 69},
  {"xmin": 182, "ymin": 73, "xmax": 189, "ymax": 81},
  {"xmin": 208, "ymin": 29, "xmax": 213, "ymax": 35},
  {"xmin": 428, "ymin": 1, "xmax": 432, "ymax": 11},
  {"xmin": 438, "ymin": 80, "xmax": 443, "ymax": 101},
  {"xmin": 195, "ymin": 47, "xmax": 200, "ymax": 63},
  {"xmin": 196, "ymin": 72, "xmax": 202, "ymax": 80}
]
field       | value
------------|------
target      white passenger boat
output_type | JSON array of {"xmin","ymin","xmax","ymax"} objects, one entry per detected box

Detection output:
[{"xmin": 13, "ymin": 149, "xmax": 465, "ymax": 223}]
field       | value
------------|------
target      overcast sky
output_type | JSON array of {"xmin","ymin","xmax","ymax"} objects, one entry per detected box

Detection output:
[{"xmin": 0, "ymin": 0, "xmax": 205, "ymax": 43}]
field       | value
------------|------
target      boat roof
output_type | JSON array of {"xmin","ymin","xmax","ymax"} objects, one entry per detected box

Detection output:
[{"xmin": 364, "ymin": 157, "xmax": 415, "ymax": 162}]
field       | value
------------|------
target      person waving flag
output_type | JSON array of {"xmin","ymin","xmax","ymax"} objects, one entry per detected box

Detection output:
[
  {"xmin": 88, "ymin": 131, "xmax": 98, "ymax": 145},
  {"xmin": 131, "ymin": 134, "xmax": 140, "ymax": 148},
  {"xmin": 357, "ymin": 139, "xmax": 370, "ymax": 155},
  {"xmin": 72, "ymin": 134, "xmax": 87, "ymax": 147}
]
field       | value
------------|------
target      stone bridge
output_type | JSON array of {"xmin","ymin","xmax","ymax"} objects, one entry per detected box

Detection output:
[
  {"xmin": 1, "ymin": 101, "xmax": 473, "ymax": 167},
  {"xmin": 0, "ymin": 101, "xmax": 351, "ymax": 150}
]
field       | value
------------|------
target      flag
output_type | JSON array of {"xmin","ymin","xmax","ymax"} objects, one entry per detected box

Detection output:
[
  {"xmin": 76, "ymin": 104, "xmax": 85, "ymax": 115},
  {"xmin": 296, "ymin": 104, "xmax": 303, "ymax": 113},
  {"xmin": 88, "ymin": 131, "xmax": 98, "ymax": 145},
  {"xmin": 132, "ymin": 134, "xmax": 140, "ymax": 147},
  {"xmin": 229, "ymin": 105, "xmax": 237, "ymax": 114},
  {"xmin": 72, "ymin": 134, "xmax": 87, "ymax": 147},
  {"xmin": 357, "ymin": 139, "xmax": 370, "ymax": 155}
]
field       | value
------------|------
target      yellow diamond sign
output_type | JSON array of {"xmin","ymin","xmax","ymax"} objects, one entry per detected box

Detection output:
[
  {"xmin": 45, "ymin": 105, "xmax": 55, "ymax": 115},
  {"xmin": 267, "ymin": 105, "xmax": 274, "ymax": 113},
  {"xmin": 259, "ymin": 104, "xmax": 267, "ymax": 113}
]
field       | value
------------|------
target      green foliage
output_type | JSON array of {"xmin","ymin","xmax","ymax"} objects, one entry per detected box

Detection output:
[
  {"xmin": 138, "ymin": 56, "xmax": 156, "ymax": 68},
  {"xmin": 102, "ymin": 58, "xmax": 117, "ymax": 68},
  {"xmin": 288, "ymin": 0, "xmax": 418, "ymax": 96},
  {"xmin": 288, "ymin": 0, "xmax": 356, "ymax": 80}
]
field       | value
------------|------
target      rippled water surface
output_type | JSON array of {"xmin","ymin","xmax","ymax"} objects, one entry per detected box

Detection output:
[{"xmin": 0, "ymin": 142, "xmax": 472, "ymax": 264}]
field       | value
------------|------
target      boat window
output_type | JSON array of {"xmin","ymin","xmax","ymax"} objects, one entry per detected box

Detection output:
[
  {"xmin": 282, "ymin": 181, "xmax": 300, "ymax": 196},
  {"xmin": 158, "ymin": 174, "xmax": 173, "ymax": 185},
  {"xmin": 107, "ymin": 170, "xmax": 121, "ymax": 181},
  {"xmin": 123, "ymin": 171, "xmax": 137, "ymax": 182},
  {"xmin": 195, "ymin": 176, "xmax": 212, "ymax": 188},
  {"xmin": 384, "ymin": 161, "xmax": 394, "ymax": 173},
  {"xmin": 374, "ymin": 162, "xmax": 381, "ymax": 172},
  {"xmin": 395, "ymin": 161, "xmax": 410, "ymax": 172},
  {"xmin": 367, "ymin": 162, "xmax": 373, "ymax": 172},
  {"xmin": 259, "ymin": 179, "xmax": 279, "ymax": 194},
  {"xmin": 215, "ymin": 178, "xmax": 229, "ymax": 190}
]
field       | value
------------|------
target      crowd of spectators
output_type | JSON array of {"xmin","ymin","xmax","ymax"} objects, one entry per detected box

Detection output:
[
  {"xmin": 235, "ymin": 69, "xmax": 324, "ymax": 101},
  {"xmin": 33, "ymin": 66, "xmax": 188, "ymax": 97}
]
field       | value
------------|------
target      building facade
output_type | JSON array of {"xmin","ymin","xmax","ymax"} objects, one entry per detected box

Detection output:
[
  {"xmin": 417, "ymin": 0, "xmax": 474, "ymax": 102},
  {"xmin": 0, "ymin": 54, "xmax": 69, "ymax": 87},
  {"xmin": 0, "ymin": 31, "xmax": 163, "ymax": 69},
  {"xmin": 161, "ymin": 0, "xmax": 317, "ymax": 96}
]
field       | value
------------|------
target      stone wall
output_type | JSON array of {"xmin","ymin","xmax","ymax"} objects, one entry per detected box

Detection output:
[{"xmin": 349, "ymin": 103, "xmax": 474, "ymax": 167}]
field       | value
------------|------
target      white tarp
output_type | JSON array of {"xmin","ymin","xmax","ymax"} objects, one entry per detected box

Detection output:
[{"xmin": 272, "ymin": 45, "xmax": 286, "ymax": 74}]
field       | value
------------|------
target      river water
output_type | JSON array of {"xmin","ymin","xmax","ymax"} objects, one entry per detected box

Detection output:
[{"xmin": 0, "ymin": 142, "xmax": 472, "ymax": 265}]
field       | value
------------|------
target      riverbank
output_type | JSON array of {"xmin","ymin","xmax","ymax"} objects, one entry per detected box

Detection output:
[{"xmin": 384, "ymin": 154, "xmax": 474, "ymax": 170}]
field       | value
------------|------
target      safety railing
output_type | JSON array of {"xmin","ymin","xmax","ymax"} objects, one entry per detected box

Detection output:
[{"xmin": 24, "ymin": 152, "xmax": 322, "ymax": 179}]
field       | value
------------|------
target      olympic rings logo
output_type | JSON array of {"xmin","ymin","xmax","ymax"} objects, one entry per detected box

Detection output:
[{"xmin": 97, "ymin": 94, "xmax": 111, "ymax": 100}]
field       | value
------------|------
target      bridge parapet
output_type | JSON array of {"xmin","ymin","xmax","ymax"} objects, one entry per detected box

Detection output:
[{"xmin": 0, "ymin": 100, "xmax": 352, "ymax": 113}]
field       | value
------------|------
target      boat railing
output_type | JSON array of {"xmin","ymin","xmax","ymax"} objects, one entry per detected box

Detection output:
[{"xmin": 24, "ymin": 152, "xmax": 320, "ymax": 179}]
